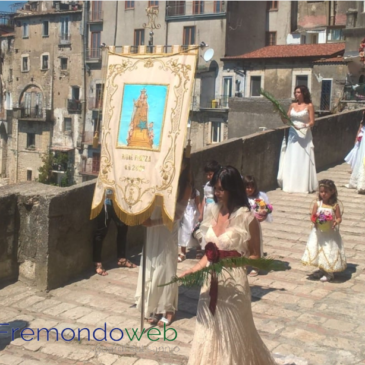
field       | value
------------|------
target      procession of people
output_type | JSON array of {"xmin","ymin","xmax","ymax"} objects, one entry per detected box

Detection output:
[{"xmin": 91, "ymin": 85, "xmax": 355, "ymax": 365}]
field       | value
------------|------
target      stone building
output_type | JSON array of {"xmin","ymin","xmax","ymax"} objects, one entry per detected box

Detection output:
[{"xmin": 2, "ymin": 0, "xmax": 83, "ymax": 185}]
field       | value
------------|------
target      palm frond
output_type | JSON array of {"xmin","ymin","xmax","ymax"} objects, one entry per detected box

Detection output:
[
  {"xmin": 159, "ymin": 256, "xmax": 287, "ymax": 288},
  {"xmin": 260, "ymin": 89, "xmax": 299, "ymax": 130}
]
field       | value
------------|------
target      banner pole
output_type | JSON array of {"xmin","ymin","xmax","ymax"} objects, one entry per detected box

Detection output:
[{"xmin": 140, "ymin": 227, "xmax": 147, "ymax": 331}]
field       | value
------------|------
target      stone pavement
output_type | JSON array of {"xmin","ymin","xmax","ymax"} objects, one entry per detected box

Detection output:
[{"xmin": 1, "ymin": 163, "xmax": 365, "ymax": 365}]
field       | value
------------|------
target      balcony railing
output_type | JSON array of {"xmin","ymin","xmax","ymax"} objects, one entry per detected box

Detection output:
[
  {"xmin": 86, "ymin": 48, "xmax": 101, "ymax": 61},
  {"xmin": 89, "ymin": 10, "xmax": 103, "ymax": 22},
  {"xmin": 343, "ymin": 84, "xmax": 365, "ymax": 102},
  {"xmin": 166, "ymin": 1, "xmax": 226, "ymax": 17},
  {"xmin": 20, "ymin": 107, "xmax": 43, "ymax": 119},
  {"xmin": 199, "ymin": 95, "xmax": 230, "ymax": 109},
  {"xmin": 67, "ymin": 99, "xmax": 82, "ymax": 113},
  {"xmin": 81, "ymin": 160, "xmax": 100, "ymax": 175},
  {"xmin": 59, "ymin": 33, "xmax": 71, "ymax": 45}
]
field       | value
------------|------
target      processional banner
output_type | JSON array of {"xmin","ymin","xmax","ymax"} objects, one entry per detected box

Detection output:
[{"xmin": 90, "ymin": 46, "xmax": 198, "ymax": 229}]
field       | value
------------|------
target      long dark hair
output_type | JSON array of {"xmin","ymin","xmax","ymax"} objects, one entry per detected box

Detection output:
[
  {"xmin": 210, "ymin": 166, "xmax": 251, "ymax": 214},
  {"xmin": 294, "ymin": 85, "xmax": 312, "ymax": 104},
  {"xmin": 243, "ymin": 175, "xmax": 259, "ymax": 197},
  {"xmin": 318, "ymin": 179, "xmax": 338, "ymax": 205}
]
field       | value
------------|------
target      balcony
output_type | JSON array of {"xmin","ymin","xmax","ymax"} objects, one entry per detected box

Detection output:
[
  {"xmin": 166, "ymin": 1, "xmax": 226, "ymax": 19},
  {"xmin": 88, "ymin": 10, "xmax": 103, "ymax": 23},
  {"xmin": 20, "ymin": 107, "xmax": 44, "ymax": 119},
  {"xmin": 67, "ymin": 99, "xmax": 82, "ymax": 114},
  {"xmin": 86, "ymin": 48, "xmax": 101, "ymax": 62},
  {"xmin": 59, "ymin": 33, "xmax": 71, "ymax": 46},
  {"xmin": 198, "ymin": 95, "xmax": 230, "ymax": 110},
  {"xmin": 343, "ymin": 84, "xmax": 365, "ymax": 102}
]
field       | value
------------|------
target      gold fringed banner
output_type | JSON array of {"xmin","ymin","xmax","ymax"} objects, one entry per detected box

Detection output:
[{"xmin": 90, "ymin": 46, "xmax": 198, "ymax": 229}]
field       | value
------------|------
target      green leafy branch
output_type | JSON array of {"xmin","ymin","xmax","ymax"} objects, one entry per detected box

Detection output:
[{"xmin": 159, "ymin": 256, "xmax": 287, "ymax": 288}]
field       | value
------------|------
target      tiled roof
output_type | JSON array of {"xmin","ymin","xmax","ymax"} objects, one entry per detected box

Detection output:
[
  {"xmin": 222, "ymin": 43, "xmax": 345, "ymax": 61},
  {"xmin": 314, "ymin": 56, "xmax": 345, "ymax": 63}
]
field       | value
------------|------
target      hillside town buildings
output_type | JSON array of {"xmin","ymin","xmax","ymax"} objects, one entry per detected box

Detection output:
[{"xmin": 0, "ymin": 1, "xmax": 364, "ymax": 185}]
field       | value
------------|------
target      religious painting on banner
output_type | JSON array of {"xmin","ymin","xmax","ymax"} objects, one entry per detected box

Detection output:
[{"xmin": 90, "ymin": 46, "xmax": 198, "ymax": 229}]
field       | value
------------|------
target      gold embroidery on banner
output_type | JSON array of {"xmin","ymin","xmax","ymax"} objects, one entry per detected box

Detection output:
[{"xmin": 97, "ymin": 54, "xmax": 195, "ymax": 220}]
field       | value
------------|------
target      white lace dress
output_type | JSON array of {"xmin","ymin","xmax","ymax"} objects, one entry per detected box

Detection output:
[
  {"xmin": 188, "ymin": 204, "xmax": 277, "ymax": 365},
  {"xmin": 278, "ymin": 108, "xmax": 318, "ymax": 193},
  {"xmin": 135, "ymin": 205, "xmax": 181, "ymax": 317},
  {"xmin": 301, "ymin": 201, "xmax": 347, "ymax": 273},
  {"xmin": 348, "ymin": 125, "xmax": 365, "ymax": 193}
]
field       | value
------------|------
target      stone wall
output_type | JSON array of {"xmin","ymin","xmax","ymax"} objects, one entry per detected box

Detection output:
[
  {"xmin": 192, "ymin": 108, "xmax": 363, "ymax": 193},
  {"xmin": 0, "ymin": 181, "xmax": 145, "ymax": 290}
]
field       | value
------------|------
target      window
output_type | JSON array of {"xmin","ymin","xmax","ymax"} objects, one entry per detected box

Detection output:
[
  {"xmin": 64, "ymin": 117, "xmax": 72, "ymax": 132},
  {"xmin": 266, "ymin": 31, "xmax": 277, "ymax": 46},
  {"xmin": 91, "ymin": 1, "xmax": 102, "ymax": 20},
  {"xmin": 22, "ymin": 56, "xmax": 29, "ymax": 72},
  {"xmin": 92, "ymin": 153, "xmax": 100, "ymax": 173},
  {"xmin": 95, "ymin": 84, "xmax": 103, "ymax": 108},
  {"xmin": 134, "ymin": 29, "xmax": 145, "ymax": 46},
  {"xmin": 27, "ymin": 133, "xmax": 35, "ymax": 148},
  {"xmin": 72, "ymin": 86, "xmax": 80, "ymax": 100},
  {"xmin": 60, "ymin": 17, "xmax": 69, "ymax": 41},
  {"xmin": 27, "ymin": 170, "xmax": 32, "ymax": 181},
  {"xmin": 296, "ymin": 75, "xmax": 308, "ymax": 88},
  {"xmin": 327, "ymin": 28, "xmax": 344, "ymax": 42},
  {"xmin": 267, "ymin": 1, "xmax": 278, "ymax": 11},
  {"xmin": 42, "ymin": 55, "xmax": 49, "ymax": 69},
  {"xmin": 250, "ymin": 76, "xmax": 261, "ymax": 97},
  {"xmin": 43, "ymin": 21, "xmax": 49, "ymax": 36},
  {"xmin": 214, "ymin": 1, "xmax": 225, "ymax": 12},
  {"xmin": 125, "ymin": 1, "xmax": 135, "ymax": 9},
  {"xmin": 61, "ymin": 58, "xmax": 68, "ymax": 70},
  {"xmin": 193, "ymin": 1, "xmax": 204, "ymax": 14},
  {"xmin": 223, "ymin": 77, "xmax": 232, "ymax": 107},
  {"xmin": 90, "ymin": 32, "xmax": 101, "ymax": 58},
  {"xmin": 23, "ymin": 23, "xmax": 29, "ymax": 38},
  {"xmin": 167, "ymin": 1, "xmax": 185, "ymax": 16},
  {"xmin": 148, "ymin": 1, "xmax": 159, "ymax": 7},
  {"xmin": 183, "ymin": 26, "xmax": 195, "ymax": 45},
  {"xmin": 211, "ymin": 122, "xmax": 222, "ymax": 143}
]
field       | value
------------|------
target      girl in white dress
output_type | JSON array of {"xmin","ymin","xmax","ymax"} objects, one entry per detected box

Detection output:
[
  {"xmin": 302, "ymin": 179, "xmax": 346, "ymax": 282},
  {"xmin": 344, "ymin": 115, "xmax": 365, "ymax": 170},
  {"xmin": 244, "ymin": 175, "xmax": 272, "ymax": 276},
  {"xmin": 178, "ymin": 187, "xmax": 201, "ymax": 262},
  {"xmin": 278, "ymin": 85, "xmax": 318, "ymax": 193},
  {"xmin": 180, "ymin": 166, "xmax": 277, "ymax": 365}
]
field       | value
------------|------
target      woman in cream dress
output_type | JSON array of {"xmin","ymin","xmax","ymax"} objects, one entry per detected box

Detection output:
[
  {"xmin": 180, "ymin": 166, "xmax": 277, "ymax": 365},
  {"xmin": 278, "ymin": 85, "xmax": 318, "ymax": 193}
]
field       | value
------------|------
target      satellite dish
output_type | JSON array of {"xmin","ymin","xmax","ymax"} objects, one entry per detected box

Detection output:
[{"xmin": 203, "ymin": 48, "xmax": 214, "ymax": 62}]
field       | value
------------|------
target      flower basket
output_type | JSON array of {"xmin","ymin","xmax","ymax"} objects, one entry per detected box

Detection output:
[{"xmin": 318, "ymin": 220, "xmax": 332, "ymax": 233}]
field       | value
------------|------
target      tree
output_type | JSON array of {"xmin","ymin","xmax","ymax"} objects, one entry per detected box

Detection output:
[{"xmin": 38, "ymin": 152, "xmax": 57, "ymax": 185}]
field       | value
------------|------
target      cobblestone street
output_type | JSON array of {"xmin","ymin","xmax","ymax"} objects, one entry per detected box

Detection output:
[{"xmin": 1, "ymin": 163, "xmax": 365, "ymax": 365}]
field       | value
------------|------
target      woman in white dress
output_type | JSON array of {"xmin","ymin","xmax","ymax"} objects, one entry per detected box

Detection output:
[
  {"xmin": 180, "ymin": 166, "xmax": 277, "ymax": 365},
  {"xmin": 135, "ymin": 160, "xmax": 191, "ymax": 327},
  {"xmin": 344, "ymin": 114, "xmax": 365, "ymax": 170},
  {"xmin": 278, "ymin": 85, "xmax": 318, "ymax": 193}
]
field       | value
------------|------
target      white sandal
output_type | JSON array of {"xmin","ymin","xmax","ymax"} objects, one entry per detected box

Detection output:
[{"xmin": 178, "ymin": 254, "xmax": 186, "ymax": 262}]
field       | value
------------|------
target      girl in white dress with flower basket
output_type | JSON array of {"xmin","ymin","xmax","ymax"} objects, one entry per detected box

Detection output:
[{"xmin": 301, "ymin": 179, "xmax": 347, "ymax": 282}]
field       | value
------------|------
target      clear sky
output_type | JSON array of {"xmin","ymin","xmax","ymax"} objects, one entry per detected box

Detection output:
[{"xmin": 0, "ymin": 1, "xmax": 26, "ymax": 13}]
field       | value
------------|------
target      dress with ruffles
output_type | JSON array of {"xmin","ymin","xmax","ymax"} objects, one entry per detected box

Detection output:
[
  {"xmin": 188, "ymin": 203, "xmax": 277, "ymax": 365},
  {"xmin": 301, "ymin": 201, "xmax": 347, "ymax": 273}
]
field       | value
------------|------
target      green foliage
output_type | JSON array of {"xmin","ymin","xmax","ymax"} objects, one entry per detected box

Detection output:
[
  {"xmin": 37, "ymin": 152, "xmax": 74, "ymax": 187},
  {"xmin": 159, "ymin": 256, "xmax": 288, "ymax": 288}
]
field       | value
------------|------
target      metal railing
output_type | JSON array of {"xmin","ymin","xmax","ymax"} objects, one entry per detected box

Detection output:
[
  {"xmin": 343, "ymin": 84, "xmax": 365, "ymax": 101},
  {"xmin": 59, "ymin": 33, "xmax": 71, "ymax": 45},
  {"xmin": 89, "ymin": 10, "xmax": 103, "ymax": 22},
  {"xmin": 166, "ymin": 1, "xmax": 226, "ymax": 17},
  {"xmin": 86, "ymin": 48, "xmax": 101, "ymax": 61},
  {"xmin": 20, "ymin": 107, "xmax": 43, "ymax": 118},
  {"xmin": 199, "ymin": 95, "xmax": 230, "ymax": 109},
  {"xmin": 81, "ymin": 160, "xmax": 100, "ymax": 175},
  {"xmin": 67, "ymin": 99, "xmax": 82, "ymax": 113}
]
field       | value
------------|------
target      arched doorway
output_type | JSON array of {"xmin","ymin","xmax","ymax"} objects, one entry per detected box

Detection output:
[{"xmin": 19, "ymin": 85, "xmax": 43, "ymax": 118}]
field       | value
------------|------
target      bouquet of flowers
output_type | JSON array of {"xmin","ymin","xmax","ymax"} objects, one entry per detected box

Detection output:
[
  {"xmin": 252, "ymin": 199, "xmax": 273, "ymax": 219},
  {"xmin": 311, "ymin": 211, "xmax": 333, "ymax": 232}
]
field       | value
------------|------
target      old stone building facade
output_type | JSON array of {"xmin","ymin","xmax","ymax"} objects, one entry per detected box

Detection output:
[{"xmin": 2, "ymin": 0, "xmax": 83, "ymax": 184}]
